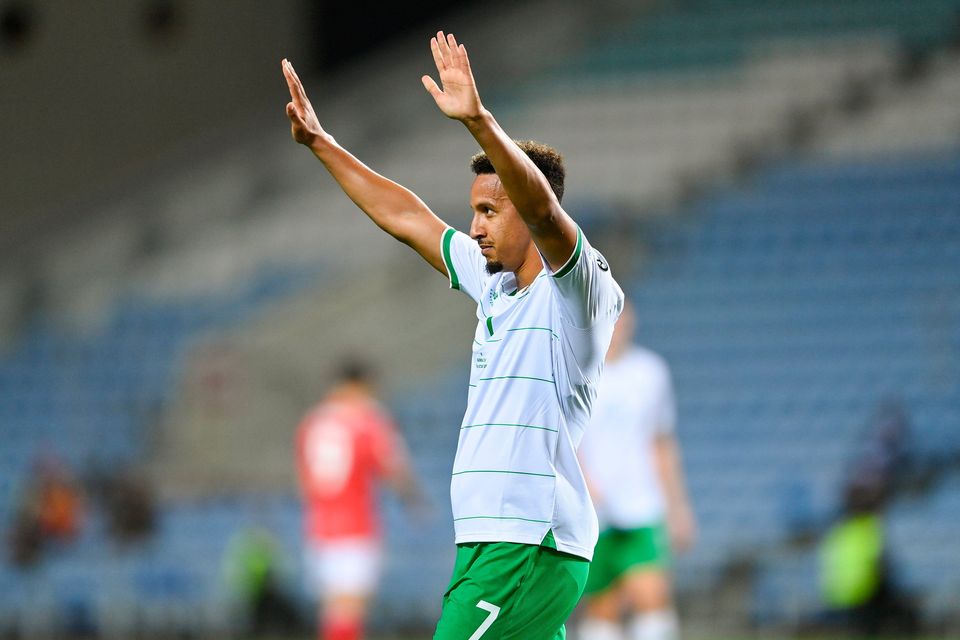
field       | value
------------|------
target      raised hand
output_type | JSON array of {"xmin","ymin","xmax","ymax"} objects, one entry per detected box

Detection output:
[
  {"xmin": 421, "ymin": 31, "xmax": 484, "ymax": 122},
  {"xmin": 282, "ymin": 58, "xmax": 326, "ymax": 146}
]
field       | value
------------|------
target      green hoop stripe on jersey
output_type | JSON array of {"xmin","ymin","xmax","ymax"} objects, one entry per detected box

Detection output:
[
  {"xmin": 478, "ymin": 375, "xmax": 555, "ymax": 384},
  {"xmin": 461, "ymin": 422, "xmax": 559, "ymax": 433},
  {"xmin": 452, "ymin": 469, "xmax": 556, "ymax": 478},
  {"xmin": 506, "ymin": 326, "xmax": 560, "ymax": 340},
  {"xmin": 442, "ymin": 227, "xmax": 460, "ymax": 290},
  {"xmin": 453, "ymin": 515, "xmax": 552, "ymax": 524},
  {"xmin": 551, "ymin": 227, "xmax": 583, "ymax": 280}
]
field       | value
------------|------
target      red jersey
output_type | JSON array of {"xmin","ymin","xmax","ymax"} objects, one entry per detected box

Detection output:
[{"xmin": 296, "ymin": 397, "xmax": 401, "ymax": 541}]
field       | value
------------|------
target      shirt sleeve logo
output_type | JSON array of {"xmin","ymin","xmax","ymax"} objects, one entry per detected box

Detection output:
[{"xmin": 594, "ymin": 251, "xmax": 609, "ymax": 272}]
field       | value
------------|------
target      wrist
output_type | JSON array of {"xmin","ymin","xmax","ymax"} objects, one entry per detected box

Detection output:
[
  {"xmin": 462, "ymin": 107, "xmax": 493, "ymax": 131},
  {"xmin": 308, "ymin": 132, "xmax": 336, "ymax": 155}
]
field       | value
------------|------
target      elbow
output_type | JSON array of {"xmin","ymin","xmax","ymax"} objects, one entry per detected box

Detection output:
[{"xmin": 523, "ymin": 202, "xmax": 563, "ymax": 231}]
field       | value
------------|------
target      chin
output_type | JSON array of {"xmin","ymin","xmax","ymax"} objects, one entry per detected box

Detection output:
[{"xmin": 485, "ymin": 260, "xmax": 504, "ymax": 275}]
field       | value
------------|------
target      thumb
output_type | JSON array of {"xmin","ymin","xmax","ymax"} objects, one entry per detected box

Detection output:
[
  {"xmin": 286, "ymin": 102, "xmax": 303, "ymax": 123},
  {"xmin": 421, "ymin": 75, "xmax": 442, "ymax": 100}
]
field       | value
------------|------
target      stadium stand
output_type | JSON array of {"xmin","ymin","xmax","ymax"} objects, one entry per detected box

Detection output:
[
  {"xmin": 1, "ymin": 0, "xmax": 959, "ymax": 636},
  {"xmin": 639, "ymin": 148, "xmax": 960, "ymax": 625}
]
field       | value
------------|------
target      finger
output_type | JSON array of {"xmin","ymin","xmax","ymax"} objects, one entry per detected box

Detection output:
[
  {"xmin": 282, "ymin": 61, "xmax": 301, "ymax": 103},
  {"xmin": 282, "ymin": 58, "xmax": 297, "ymax": 89},
  {"xmin": 458, "ymin": 43, "xmax": 472, "ymax": 73},
  {"xmin": 430, "ymin": 37, "xmax": 446, "ymax": 72},
  {"xmin": 288, "ymin": 62, "xmax": 310, "ymax": 105},
  {"xmin": 286, "ymin": 101, "xmax": 304, "ymax": 124},
  {"xmin": 283, "ymin": 60, "xmax": 309, "ymax": 109},
  {"xmin": 448, "ymin": 33, "xmax": 465, "ymax": 67},
  {"xmin": 421, "ymin": 75, "xmax": 442, "ymax": 101},
  {"xmin": 436, "ymin": 30, "xmax": 451, "ymax": 63}
]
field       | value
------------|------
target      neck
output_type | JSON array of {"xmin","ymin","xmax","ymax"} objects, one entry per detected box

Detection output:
[
  {"xmin": 513, "ymin": 246, "xmax": 544, "ymax": 289},
  {"xmin": 328, "ymin": 381, "xmax": 371, "ymax": 403}
]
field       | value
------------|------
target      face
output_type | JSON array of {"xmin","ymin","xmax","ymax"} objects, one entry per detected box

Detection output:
[{"xmin": 469, "ymin": 174, "xmax": 533, "ymax": 274}]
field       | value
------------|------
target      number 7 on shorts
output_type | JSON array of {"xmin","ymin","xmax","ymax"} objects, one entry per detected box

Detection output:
[{"xmin": 468, "ymin": 600, "xmax": 500, "ymax": 640}]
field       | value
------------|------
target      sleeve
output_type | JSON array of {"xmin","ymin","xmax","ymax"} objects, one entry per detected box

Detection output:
[
  {"xmin": 654, "ymin": 357, "xmax": 677, "ymax": 435},
  {"xmin": 545, "ymin": 226, "xmax": 624, "ymax": 329},
  {"xmin": 440, "ymin": 227, "xmax": 490, "ymax": 304}
]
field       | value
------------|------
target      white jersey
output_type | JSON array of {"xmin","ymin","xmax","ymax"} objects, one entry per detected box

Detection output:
[
  {"xmin": 578, "ymin": 347, "xmax": 676, "ymax": 529},
  {"xmin": 440, "ymin": 226, "xmax": 624, "ymax": 560}
]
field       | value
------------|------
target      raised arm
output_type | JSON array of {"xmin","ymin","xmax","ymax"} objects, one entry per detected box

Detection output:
[
  {"xmin": 282, "ymin": 59, "xmax": 449, "ymax": 274},
  {"xmin": 421, "ymin": 33, "xmax": 578, "ymax": 271}
]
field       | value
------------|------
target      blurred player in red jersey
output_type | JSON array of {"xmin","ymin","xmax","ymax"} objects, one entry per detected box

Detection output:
[{"xmin": 296, "ymin": 360, "xmax": 420, "ymax": 640}]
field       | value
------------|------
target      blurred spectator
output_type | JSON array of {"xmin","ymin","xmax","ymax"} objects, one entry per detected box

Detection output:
[
  {"xmin": 84, "ymin": 462, "xmax": 157, "ymax": 544},
  {"xmin": 223, "ymin": 525, "xmax": 300, "ymax": 637},
  {"xmin": 7, "ymin": 453, "xmax": 84, "ymax": 567},
  {"xmin": 818, "ymin": 480, "xmax": 918, "ymax": 636},
  {"xmin": 103, "ymin": 467, "xmax": 157, "ymax": 543},
  {"xmin": 34, "ymin": 457, "xmax": 83, "ymax": 541},
  {"xmin": 577, "ymin": 302, "xmax": 696, "ymax": 640},
  {"xmin": 296, "ymin": 359, "xmax": 421, "ymax": 640},
  {"xmin": 7, "ymin": 505, "xmax": 43, "ymax": 568},
  {"xmin": 816, "ymin": 399, "xmax": 923, "ymax": 635}
]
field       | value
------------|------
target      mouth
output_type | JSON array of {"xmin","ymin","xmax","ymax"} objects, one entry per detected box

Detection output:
[{"xmin": 479, "ymin": 245, "xmax": 494, "ymax": 256}]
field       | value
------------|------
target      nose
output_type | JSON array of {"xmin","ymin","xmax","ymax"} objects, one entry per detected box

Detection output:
[{"xmin": 469, "ymin": 212, "xmax": 486, "ymax": 241}]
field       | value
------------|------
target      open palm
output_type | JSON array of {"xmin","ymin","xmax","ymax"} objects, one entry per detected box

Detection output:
[{"xmin": 422, "ymin": 31, "xmax": 484, "ymax": 121}]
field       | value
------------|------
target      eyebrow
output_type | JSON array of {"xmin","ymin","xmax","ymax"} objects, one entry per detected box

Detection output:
[{"xmin": 471, "ymin": 198, "xmax": 497, "ymax": 210}]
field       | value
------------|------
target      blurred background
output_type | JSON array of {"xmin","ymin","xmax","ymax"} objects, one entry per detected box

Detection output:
[{"xmin": 1, "ymin": 0, "xmax": 958, "ymax": 638}]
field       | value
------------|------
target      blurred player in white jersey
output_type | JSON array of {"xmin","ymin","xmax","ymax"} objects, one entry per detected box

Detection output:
[
  {"xmin": 577, "ymin": 302, "xmax": 696, "ymax": 640},
  {"xmin": 296, "ymin": 360, "xmax": 419, "ymax": 640}
]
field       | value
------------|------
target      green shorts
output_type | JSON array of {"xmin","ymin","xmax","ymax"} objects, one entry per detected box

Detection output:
[
  {"xmin": 583, "ymin": 524, "xmax": 671, "ymax": 595},
  {"xmin": 433, "ymin": 539, "xmax": 590, "ymax": 640}
]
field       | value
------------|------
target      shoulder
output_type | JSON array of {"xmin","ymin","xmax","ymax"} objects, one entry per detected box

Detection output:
[
  {"xmin": 442, "ymin": 227, "xmax": 477, "ymax": 260},
  {"xmin": 586, "ymin": 243, "xmax": 613, "ymax": 275},
  {"xmin": 549, "ymin": 228, "xmax": 615, "ymax": 281},
  {"xmin": 356, "ymin": 399, "xmax": 396, "ymax": 432}
]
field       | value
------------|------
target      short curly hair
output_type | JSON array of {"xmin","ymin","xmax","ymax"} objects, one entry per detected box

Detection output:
[{"xmin": 470, "ymin": 140, "xmax": 565, "ymax": 203}]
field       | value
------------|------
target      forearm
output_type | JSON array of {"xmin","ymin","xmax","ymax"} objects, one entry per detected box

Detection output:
[
  {"xmin": 579, "ymin": 459, "xmax": 603, "ymax": 505},
  {"xmin": 463, "ymin": 110, "xmax": 560, "ymax": 225},
  {"xmin": 309, "ymin": 134, "xmax": 432, "ymax": 242},
  {"xmin": 283, "ymin": 57, "xmax": 447, "ymax": 272},
  {"xmin": 655, "ymin": 438, "xmax": 692, "ymax": 513},
  {"xmin": 385, "ymin": 456, "xmax": 422, "ymax": 505}
]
